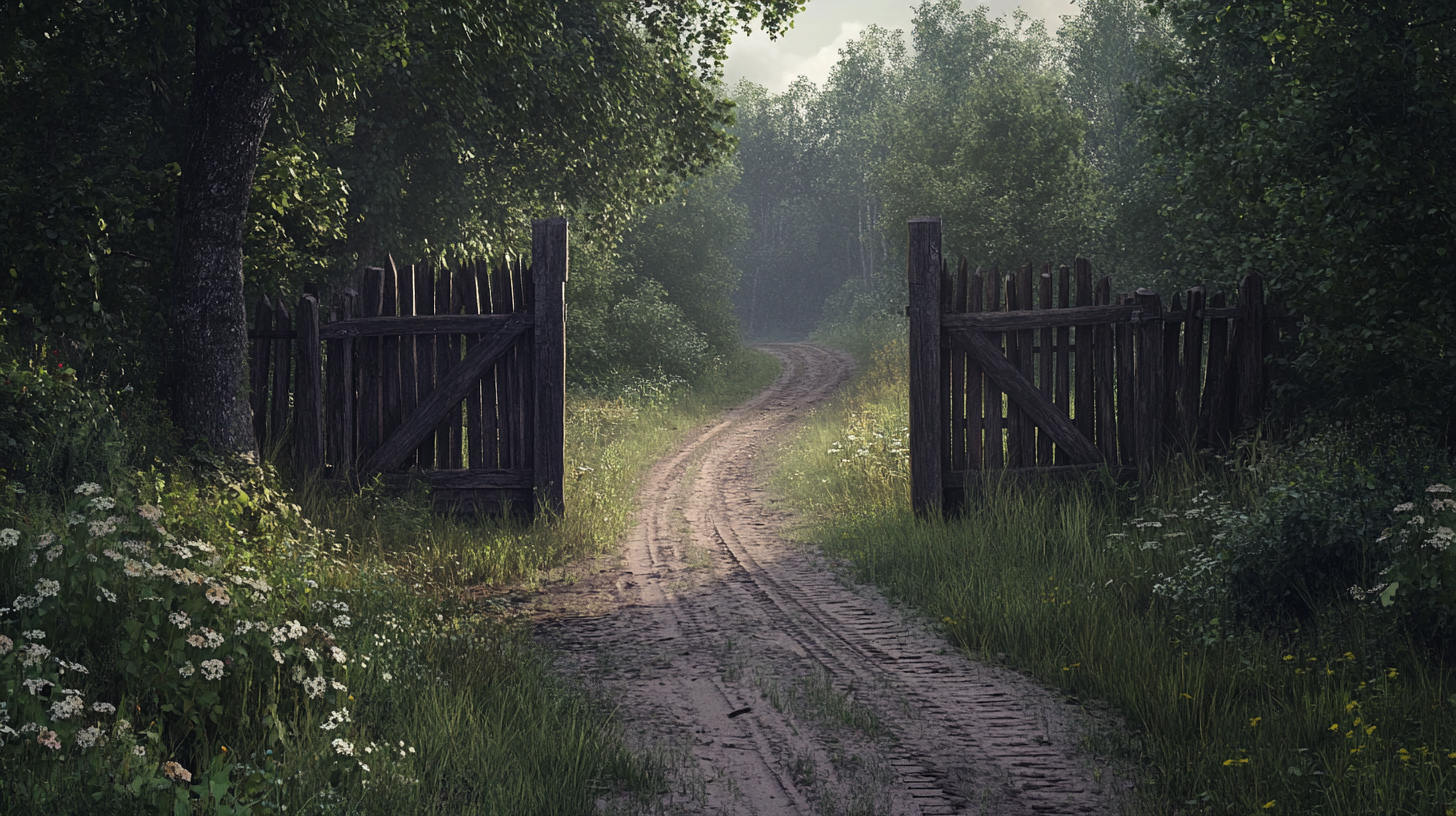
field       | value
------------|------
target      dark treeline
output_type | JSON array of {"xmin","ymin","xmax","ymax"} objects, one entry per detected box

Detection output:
[{"xmin": 723, "ymin": 0, "xmax": 1455, "ymax": 437}]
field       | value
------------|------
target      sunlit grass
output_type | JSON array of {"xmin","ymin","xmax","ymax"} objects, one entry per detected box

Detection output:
[{"xmin": 772, "ymin": 340, "xmax": 1456, "ymax": 816}]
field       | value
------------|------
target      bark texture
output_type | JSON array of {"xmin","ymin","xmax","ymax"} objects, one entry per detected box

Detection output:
[{"xmin": 170, "ymin": 1, "xmax": 277, "ymax": 453}]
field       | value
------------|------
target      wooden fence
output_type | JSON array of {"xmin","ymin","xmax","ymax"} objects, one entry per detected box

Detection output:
[
  {"xmin": 907, "ymin": 217, "xmax": 1283, "ymax": 516},
  {"xmin": 248, "ymin": 216, "xmax": 568, "ymax": 517}
]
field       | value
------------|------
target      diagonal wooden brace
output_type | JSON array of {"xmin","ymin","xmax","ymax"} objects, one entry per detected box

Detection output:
[
  {"xmin": 361, "ymin": 314, "xmax": 530, "ymax": 475},
  {"xmin": 952, "ymin": 327, "xmax": 1104, "ymax": 466}
]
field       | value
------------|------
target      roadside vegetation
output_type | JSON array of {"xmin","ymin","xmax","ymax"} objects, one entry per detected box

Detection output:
[
  {"xmin": 775, "ymin": 325, "xmax": 1456, "ymax": 816},
  {"xmin": 0, "ymin": 344, "xmax": 778, "ymax": 814}
]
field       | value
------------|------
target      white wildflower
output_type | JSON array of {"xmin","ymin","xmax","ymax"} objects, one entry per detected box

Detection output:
[
  {"xmin": 331, "ymin": 646, "xmax": 347, "ymax": 664},
  {"xmin": 74, "ymin": 482, "xmax": 102, "ymax": 496},
  {"xmin": 73, "ymin": 725, "xmax": 103, "ymax": 748},
  {"xmin": 66, "ymin": 512, "xmax": 86, "ymax": 526},
  {"xmin": 137, "ymin": 504, "xmax": 163, "ymax": 522},
  {"xmin": 206, "ymin": 587, "xmax": 230, "ymax": 606},
  {"xmin": 21, "ymin": 643, "xmax": 50, "ymax": 667},
  {"xmin": 168, "ymin": 611, "xmax": 190, "ymax": 629},
  {"xmin": 200, "ymin": 659, "xmax": 225, "ymax": 681},
  {"xmin": 0, "ymin": 528, "xmax": 18, "ymax": 549},
  {"xmin": 48, "ymin": 695, "xmax": 85, "ymax": 720},
  {"xmin": 1427, "ymin": 483, "xmax": 1453, "ymax": 494},
  {"xmin": 0, "ymin": 635, "xmax": 11, "ymax": 655},
  {"xmin": 22, "ymin": 629, "xmax": 44, "ymax": 641},
  {"xmin": 303, "ymin": 676, "xmax": 327, "ymax": 699},
  {"xmin": 97, "ymin": 587, "xmax": 117, "ymax": 603},
  {"xmin": 333, "ymin": 615, "xmax": 352, "ymax": 628},
  {"xmin": 22, "ymin": 678, "xmax": 53, "ymax": 695},
  {"xmin": 1394, "ymin": 502, "xmax": 1416, "ymax": 513},
  {"xmin": 88, "ymin": 496, "xmax": 115, "ymax": 512},
  {"xmin": 87, "ymin": 519, "xmax": 116, "ymax": 538},
  {"xmin": 91, "ymin": 702, "xmax": 116, "ymax": 714},
  {"xmin": 34, "ymin": 579, "xmax": 60, "ymax": 598},
  {"xmin": 178, "ymin": 662, "xmax": 195, "ymax": 678},
  {"xmin": 332, "ymin": 738, "xmax": 354, "ymax": 756}
]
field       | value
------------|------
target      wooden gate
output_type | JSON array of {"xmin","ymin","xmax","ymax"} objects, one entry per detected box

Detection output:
[
  {"xmin": 249, "ymin": 217, "xmax": 567, "ymax": 518},
  {"xmin": 907, "ymin": 217, "xmax": 1280, "ymax": 517}
]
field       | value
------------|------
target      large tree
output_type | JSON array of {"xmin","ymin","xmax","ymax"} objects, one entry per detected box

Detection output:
[{"xmin": 3, "ymin": 0, "xmax": 806, "ymax": 451}]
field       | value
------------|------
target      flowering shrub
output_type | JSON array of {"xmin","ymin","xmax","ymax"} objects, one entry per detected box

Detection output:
[
  {"xmin": 0, "ymin": 471, "xmax": 413, "ymax": 811},
  {"xmin": 1361, "ymin": 484, "xmax": 1456, "ymax": 630}
]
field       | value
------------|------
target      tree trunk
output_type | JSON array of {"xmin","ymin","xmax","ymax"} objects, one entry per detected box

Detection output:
[{"xmin": 170, "ymin": 1, "xmax": 277, "ymax": 454}]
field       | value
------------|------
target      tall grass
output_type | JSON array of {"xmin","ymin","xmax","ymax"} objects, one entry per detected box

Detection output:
[
  {"xmin": 772, "ymin": 342, "xmax": 1456, "ymax": 816},
  {"xmin": 0, "ymin": 349, "xmax": 780, "ymax": 815}
]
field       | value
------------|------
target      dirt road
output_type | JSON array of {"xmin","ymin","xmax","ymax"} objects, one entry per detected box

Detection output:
[{"xmin": 534, "ymin": 343, "xmax": 1126, "ymax": 815}]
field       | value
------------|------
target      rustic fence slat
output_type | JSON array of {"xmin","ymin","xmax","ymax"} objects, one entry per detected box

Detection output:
[
  {"xmin": 1202, "ymin": 292, "xmax": 1231, "ymax": 447},
  {"xmin": 1016, "ymin": 264, "xmax": 1036, "ymax": 469},
  {"xmin": 325, "ymin": 296, "xmax": 345, "ymax": 472},
  {"xmin": 361, "ymin": 316, "xmax": 531, "ymax": 475},
  {"xmin": 397, "ymin": 263, "xmax": 417, "ymax": 471},
  {"xmin": 358, "ymin": 267, "xmax": 384, "ymax": 466},
  {"xmin": 1073, "ymin": 259, "xmax": 1094, "ymax": 454},
  {"xmin": 1134, "ymin": 289, "xmax": 1164, "ymax": 477},
  {"xmin": 492, "ymin": 254, "xmax": 516, "ymax": 468},
  {"xmin": 1037, "ymin": 264, "xmax": 1053, "ymax": 466},
  {"xmin": 517, "ymin": 255, "xmax": 536, "ymax": 476},
  {"xmin": 294, "ymin": 295, "xmax": 324, "ymax": 475},
  {"xmin": 462, "ymin": 261, "xmax": 484, "ymax": 470},
  {"xmin": 983, "ymin": 269, "xmax": 1004, "ymax": 471},
  {"xmin": 478, "ymin": 260, "xmax": 499, "ymax": 469},
  {"xmin": 907, "ymin": 217, "xmax": 944, "ymax": 516},
  {"xmin": 949, "ymin": 258, "xmax": 967, "ymax": 473},
  {"xmin": 1162, "ymin": 292, "xmax": 1183, "ymax": 448},
  {"xmin": 966, "ymin": 271, "xmax": 984, "ymax": 472},
  {"xmin": 1235, "ymin": 275, "xmax": 1266, "ymax": 429},
  {"xmin": 1094, "ymin": 277, "xmax": 1119, "ymax": 465},
  {"xmin": 1115, "ymin": 295, "xmax": 1136, "ymax": 467},
  {"xmin": 381, "ymin": 262, "xmax": 402, "ymax": 467},
  {"xmin": 250, "ymin": 296, "xmax": 273, "ymax": 448},
  {"xmin": 1181, "ymin": 286, "xmax": 1206, "ymax": 446},
  {"xmin": 956, "ymin": 330, "xmax": 1102, "ymax": 465},
  {"xmin": 532, "ymin": 217, "xmax": 568, "ymax": 515},
  {"xmin": 413, "ymin": 263, "xmax": 436, "ymax": 468},
  {"xmin": 433, "ymin": 265, "xmax": 455, "ymax": 470},
  {"xmin": 270, "ymin": 298, "xmax": 293, "ymax": 451},
  {"xmin": 1054, "ymin": 266, "xmax": 1071, "ymax": 465},
  {"xmin": 1004, "ymin": 270, "xmax": 1023, "ymax": 469}
]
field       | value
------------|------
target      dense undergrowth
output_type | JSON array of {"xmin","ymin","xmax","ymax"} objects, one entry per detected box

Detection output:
[
  {"xmin": 0, "ymin": 348, "xmax": 780, "ymax": 815},
  {"xmin": 773, "ymin": 333, "xmax": 1456, "ymax": 816}
]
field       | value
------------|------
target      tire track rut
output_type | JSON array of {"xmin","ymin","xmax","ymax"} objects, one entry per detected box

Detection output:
[{"xmin": 533, "ymin": 343, "xmax": 1126, "ymax": 815}]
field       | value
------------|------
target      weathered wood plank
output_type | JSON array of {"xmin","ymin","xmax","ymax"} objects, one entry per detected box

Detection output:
[
  {"xmin": 1004, "ymin": 270, "xmax": 1023, "ymax": 469},
  {"xmin": 478, "ymin": 259, "xmax": 499, "ymax": 469},
  {"xmin": 1037, "ymin": 264, "xmax": 1053, "ymax": 465},
  {"xmin": 434, "ymin": 265, "xmax": 454, "ymax": 470},
  {"xmin": 1016, "ymin": 264, "xmax": 1036, "ymax": 468},
  {"xmin": 361, "ymin": 316, "xmax": 531, "ymax": 475},
  {"xmin": 413, "ymin": 263, "xmax": 436, "ymax": 468},
  {"xmin": 966, "ymin": 271, "xmax": 984, "ymax": 472},
  {"xmin": 942, "ymin": 303, "xmax": 1141, "ymax": 333},
  {"xmin": 427, "ymin": 468, "xmax": 533, "ymax": 490},
  {"xmin": 270, "ymin": 298, "xmax": 292, "ymax": 449},
  {"xmin": 983, "ymin": 269, "xmax": 1004, "ymax": 471},
  {"xmin": 957, "ymin": 330, "xmax": 1102, "ymax": 465},
  {"xmin": 907, "ymin": 218, "xmax": 944, "ymax": 516},
  {"xmin": 492, "ymin": 253, "xmax": 516, "ymax": 468},
  {"xmin": 397, "ymin": 262, "xmax": 417, "ymax": 470},
  {"xmin": 462, "ymin": 261, "xmax": 484, "ymax": 470},
  {"xmin": 1134, "ymin": 289, "xmax": 1164, "ymax": 477},
  {"xmin": 381, "ymin": 261, "xmax": 402, "ymax": 461},
  {"xmin": 1094, "ymin": 277, "xmax": 1119, "ymax": 466},
  {"xmin": 325, "ymin": 296, "xmax": 345, "ymax": 471},
  {"xmin": 1115, "ymin": 295, "xmax": 1136, "ymax": 466},
  {"xmin": 1201, "ymin": 292, "xmax": 1231, "ymax": 447},
  {"xmin": 1235, "ymin": 274, "xmax": 1266, "ymax": 429},
  {"xmin": 1054, "ymin": 266, "xmax": 1071, "ymax": 465},
  {"xmin": 358, "ymin": 267, "xmax": 384, "ymax": 466},
  {"xmin": 250, "ymin": 296, "xmax": 273, "ymax": 448},
  {"xmin": 1073, "ymin": 259, "xmax": 1094, "ymax": 451},
  {"xmin": 293, "ymin": 295, "xmax": 324, "ymax": 475},
  {"xmin": 949, "ymin": 258, "xmax": 967, "ymax": 473},
  {"xmin": 1180, "ymin": 286, "xmax": 1206, "ymax": 446},
  {"xmin": 1162, "ymin": 292, "xmax": 1183, "ymax": 447},
  {"xmin": 317, "ymin": 313, "xmax": 533, "ymax": 339},
  {"xmin": 533, "ymin": 217, "xmax": 568, "ymax": 516}
]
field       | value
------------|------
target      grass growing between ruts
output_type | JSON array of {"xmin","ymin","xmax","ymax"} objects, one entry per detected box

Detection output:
[
  {"xmin": 771, "ymin": 339, "xmax": 1456, "ymax": 816},
  {"xmin": 0, "ymin": 349, "xmax": 780, "ymax": 815}
]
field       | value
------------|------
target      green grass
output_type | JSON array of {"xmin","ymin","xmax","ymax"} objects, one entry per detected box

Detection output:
[
  {"xmin": 0, "ymin": 348, "xmax": 781, "ymax": 815},
  {"xmin": 771, "ymin": 340, "xmax": 1456, "ymax": 816}
]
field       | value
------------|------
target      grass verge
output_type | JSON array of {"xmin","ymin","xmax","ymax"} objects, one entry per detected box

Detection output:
[
  {"xmin": 0, "ymin": 348, "xmax": 780, "ymax": 815},
  {"xmin": 770, "ymin": 339, "xmax": 1456, "ymax": 816}
]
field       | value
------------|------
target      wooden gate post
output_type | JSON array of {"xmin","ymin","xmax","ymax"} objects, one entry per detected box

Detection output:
[
  {"xmin": 532, "ymin": 216, "xmax": 568, "ymax": 517},
  {"xmin": 907, "ymin": 217, "xmax": 943, "ymax": 517}
]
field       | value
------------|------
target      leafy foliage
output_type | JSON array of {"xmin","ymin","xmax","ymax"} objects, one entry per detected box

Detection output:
[{"xmin": 1137, "ymin": 0, "xmax": 1456, "ymax": 428}]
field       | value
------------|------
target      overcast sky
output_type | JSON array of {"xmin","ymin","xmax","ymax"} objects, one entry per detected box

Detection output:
[{"xmin": 723, "ymin": 0, "xmax": 1076, "ymax": 92}]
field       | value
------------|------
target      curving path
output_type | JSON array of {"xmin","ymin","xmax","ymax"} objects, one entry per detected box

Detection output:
[{"xmin": 533, "ymin": 343, "xmax": 1127, "ymax": 815}]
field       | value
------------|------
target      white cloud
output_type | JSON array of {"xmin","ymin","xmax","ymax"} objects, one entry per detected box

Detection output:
[{"xmin": 725, "ymin": 21, "xmax": 867, "ymax": 93}]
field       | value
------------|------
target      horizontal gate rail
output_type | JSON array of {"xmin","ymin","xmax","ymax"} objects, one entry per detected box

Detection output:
[{"xmin": 907, "ymin": 216, "xmax": 1284, "ymax": 517}]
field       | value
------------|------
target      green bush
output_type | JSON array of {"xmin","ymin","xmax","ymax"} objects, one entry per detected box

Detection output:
[
  {"xmin": 1153, "ymin": 421, "xmax": 1456, "ymax": 635},
  {"xmin": 1368, "ymin": 483, "xmax": 1456, "ymax": 634},
  {"xmin": 0, "ymin": 357, "xmax": 129, "ymax": 494}
]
